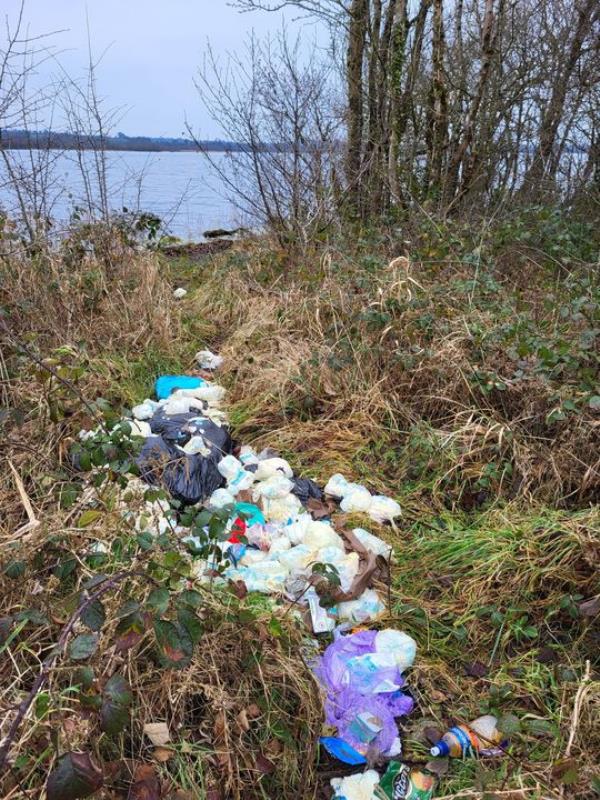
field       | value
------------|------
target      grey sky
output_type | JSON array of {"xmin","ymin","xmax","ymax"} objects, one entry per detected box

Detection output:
[{"xmin": 2, "ymin": 0, "xmax": 324, "ymax": 137}]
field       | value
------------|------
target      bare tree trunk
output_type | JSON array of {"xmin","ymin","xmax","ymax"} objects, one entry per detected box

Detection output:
[
  {"xmin": 442, "ymin": 0, "xmax": 497, "ymax": 207},
  {"xmin": 388, "ymin": 0, "xmax": 409, "ymax": 203},
  {"xmin": 347, "ymin": 0, "xmax": 369, "ymax": 216},
  {"xmin": 365, "ymin": 0, "xmax": 382, "ymax": 217},
  {"xmin": 424, "ymin": 0, "xmax": 448, "ymax": 198}
]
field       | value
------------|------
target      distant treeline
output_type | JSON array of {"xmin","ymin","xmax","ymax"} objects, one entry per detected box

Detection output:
[{"xmin": 0, "ymin": 129, "xmax": 244, "ymax": 152}]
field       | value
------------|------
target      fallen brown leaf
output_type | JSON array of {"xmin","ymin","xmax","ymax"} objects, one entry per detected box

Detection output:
[
  {"xmin": 229, "ymin": 579, "xmax": 248, "ymax": 600},
  {"xmin": 464, "ymin": 661, "xmax": 488, "ymax": 678},
  {"xmin": 143, "ymin": 722, "xmax": 170, "ymax": 747},
  {"xmin": 153, "ymin": 747, "xmax": 174, "ymax": 763},
  {"xmin": 245, "ymin": 703, "xmax": 261, "ymax": 720},
  {"xmin": 255, "ymin": 753, "xmax": 275, "ymax": 775},
  {"xmin": 128, "ymin": 764, "xmax": 161, "ymax": 800},
  {"xmin": 579, "ymin": 596, "xmax": 600, "ymax": 618},
  {"xmin": 236, "ymin": 708, "xmax": 250, "ymax": 733}
]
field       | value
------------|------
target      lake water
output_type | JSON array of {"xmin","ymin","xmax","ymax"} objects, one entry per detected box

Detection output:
[{"xmin": 0, "ymin": 150, "xmax": 243, "ymax": 240}]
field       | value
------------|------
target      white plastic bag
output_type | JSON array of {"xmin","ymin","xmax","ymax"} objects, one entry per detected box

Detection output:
[
  {"xmin": 195, "ymin": 349, "xmax": 224, "ymax": 370},
  {"xmin": 337, "ymin": 589, "xmax": 386, "ymax": 625},
  {"xmin": 226, "ymin": 560, "xmax": 288, "ymax": 593},
  {"xmin": 254, "ymin": 457, "xmax": 293, "ymax": 480},
  {"xmin": 324, "ymin": 473, "xmax": 350, "ymax": 498},
  {"xmin": 374, "ymin": 629, "xmax": 416, "ymax": 672},
  {"xmin": 182, "ymin": 435, "xmax": 210, "ymax": 456},
  {"xmin": 330, "ymin": 770, "xmax": 380, "ymax": 800},
  {"xmin": 260, "ymin": 494, "xmax": 302, "ymax": 523},
  {"xmin": 369, "ymin": 495, "xmax": 401, "ymax": 524},
  {"xmin": 130, "ymin": 420, "xmax": 152, "ymax": 438},
  {"xmin": 208, "ymin": 488, "xmax": 236, "ymax": 509},
  {"xmin": 284, "ymin": 514, "xmax": 312, "ymax": 545},
  {"xmin": 175, "ymin": 385, "xmax": 226, "ymax": 405},
  {"xmin": 218, "ymin": 455, "xmax": 254, "ymax": 493},
  {"xmin": 340, "ymin": 483, "xmax": 373, "ymax": 513},
  {"xmin": 352, "ymin": 527, "xmax": 393, "ymax": 560},
  {"xmin": 132, "ymin": 400, "xmax": 159, "ymax": 420},
  {"xmin": 253, "ymin": 474, "xmax": 294, "ymax": 500},
  {"xmin": 239, "ymin": 445, "xmax": 259, "ymax": 467},
  {"xmin": 303, "ymin": 521, "xmax": 344, "ymax": 550}
]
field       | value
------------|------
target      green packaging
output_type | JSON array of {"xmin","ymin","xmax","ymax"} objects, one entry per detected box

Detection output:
[{"xmin": 378, "ymin": 762, "xmax": 435, "ymax": 800}]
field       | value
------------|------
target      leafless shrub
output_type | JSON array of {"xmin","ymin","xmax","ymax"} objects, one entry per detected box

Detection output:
[{"xmin": 192, "ymin": 32, "xmax": 344, "ymax": 248}]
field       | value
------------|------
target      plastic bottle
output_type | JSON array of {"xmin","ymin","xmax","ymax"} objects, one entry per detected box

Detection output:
[{"xmin": 429, "ymin": 715, "xmax": 502, "ymax": 757}]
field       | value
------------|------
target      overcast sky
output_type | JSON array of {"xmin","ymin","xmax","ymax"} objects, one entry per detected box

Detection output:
[{"xmin": 2, "ymin": 0, "xmax": 325, "ymax": 137}]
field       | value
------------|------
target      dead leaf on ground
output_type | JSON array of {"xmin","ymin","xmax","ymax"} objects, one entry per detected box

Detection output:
[
  {"xmin": 229, "ymin": 579, "xmax": 248, "ymax": 600},
  {"xmin": 264, "ymin": 738, "xmax": 283, "ymax": 757},
  {"xmin": 213, "ymin": 711, "xmax": 226, "ymax": 741},
  {"xmin": 536, "ymin": 646, "xmax": 558, "ymax": 664},
  {"xmin": 551, "ymin": 758, "xmax": 579, "ymax": 785},
  {"xmin": 245, "ymin": 703, "xmax": 261, "ymax": 720},
  {"xmin": 129, "ymin": 764, "xmax": 161, "ymax": 800},
  {"xmin": 236, "ymin": 708, "xmax": 250, "ymax": 733},
  {"xmin": 429, "ymin": 689, "xmax": 448, "ymax": 703},
  {"xmin": 425, "ymin": 757, "xmax": 450, "ymax": 777},
  {"xmin": 153, "ymin": 747, "xmax": 175, "ymax": 763},
  {"xmin": 307, "ymin": 497, "xmax": 335, "ymax": 520},
  {"xmin": 424, "ymin": 725, "xmax": 444, "ymax": 745},
  {"xmin": 579, "ymin": 596, "xmax": 600, "ymax": 618},
  {"xmin": 255, "ymin": 753, "xmax": 276, "ymax": 775},
  {"xmin": 464, "ymin": 660, "xmax": 488, "ymax": 678},
  {"xmin": 143, "ymin": 722, "xmax": 170, "ymax": 746}
]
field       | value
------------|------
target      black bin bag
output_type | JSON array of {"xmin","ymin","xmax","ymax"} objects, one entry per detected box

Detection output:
[{"xmin": 136, "ymin": 436, "xmax": 226, "ymax": 506}]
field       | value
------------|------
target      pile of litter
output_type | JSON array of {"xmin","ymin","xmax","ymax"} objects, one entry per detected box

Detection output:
[{"xmin": 78, "ymin": 349, "xmax": 505, "ymax": 799}]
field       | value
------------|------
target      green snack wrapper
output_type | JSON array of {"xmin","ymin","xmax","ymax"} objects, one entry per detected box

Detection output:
[{"xmin": 379, "ymin": 762, "xmax": 435, "ymax": 800}]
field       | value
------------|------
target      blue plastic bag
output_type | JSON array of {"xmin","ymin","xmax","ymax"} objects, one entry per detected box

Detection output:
[
  {"xmin": 319, "ymin": 736, "xmax": 367, "ymax": 766},
  {"xmin": 155, "ymin": 375, "xmax": 207, "ymax": 400}
]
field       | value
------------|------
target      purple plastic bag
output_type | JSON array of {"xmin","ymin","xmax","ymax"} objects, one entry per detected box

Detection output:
[{"xmin": 314, "ymin": 630, "xmax": 414, "ymax": 760}]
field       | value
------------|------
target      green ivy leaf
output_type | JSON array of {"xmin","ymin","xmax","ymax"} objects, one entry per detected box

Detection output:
[
  {"xmin": 147, "ymin": 587, "xmax": 170, "ymax": 615},
  {"xmin": 524, "ymin": 718, "xmax": 557, "ymax": 737},
  {"xmin": 68, "ymin": 634, "xmax": 99, "ymax": 661},
  {"xmin": 78, "ymin": 510, "xmax": 102, "ymax": 527},
  {"xmin": 177, "ymin": 590, "xmax": 203, "ymax": 609},
  {"xmin": 54, "ymin": 556, "xmax": 77, "ymax": 581},
  {"xmin": 4, "ymin": 560, "xmax": 26, "ymax": 579},
  {"xmin": 100, "ymin": 674, "xmax": 132, "ymax": 735},
  {"xmin": 46, "ymin": 752, "xmax": 104, "ymax": 800},
  {"xmin": 81, "ymin": 599, "xmax": 106, "ymax": 632},
  {"xmin": 177, "ymin": 607, "xmax": 203, "ymax": 644},
  {"xmin": 154, "ymin": 619, "xmax": 193, "ymax": 669},
  {"xmin": 75, "ymin": 666, "xmax": 95, "ymax": 690},
  {"xmin": 497, "ymin": 712, "xmax": 521, "ymax": 735},
  {"xmin": 136, "ymin": 531, "xmax": 155, "ymax": 551}
]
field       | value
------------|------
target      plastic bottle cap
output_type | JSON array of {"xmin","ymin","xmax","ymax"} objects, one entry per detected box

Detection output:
[{"xmin": 430, "ymin": 746, "xmax": 441, "ymax": 757}]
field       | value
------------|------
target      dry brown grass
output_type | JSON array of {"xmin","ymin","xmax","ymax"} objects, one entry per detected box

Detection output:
[{"xmin": 188, "ymin": 240, "xmax": 598, "ymax": 508}]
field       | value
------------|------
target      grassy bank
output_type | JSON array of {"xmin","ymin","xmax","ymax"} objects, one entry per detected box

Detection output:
[{"xmin": 1, "ymin": 215, "xmax": 598, "ymax": 798}]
